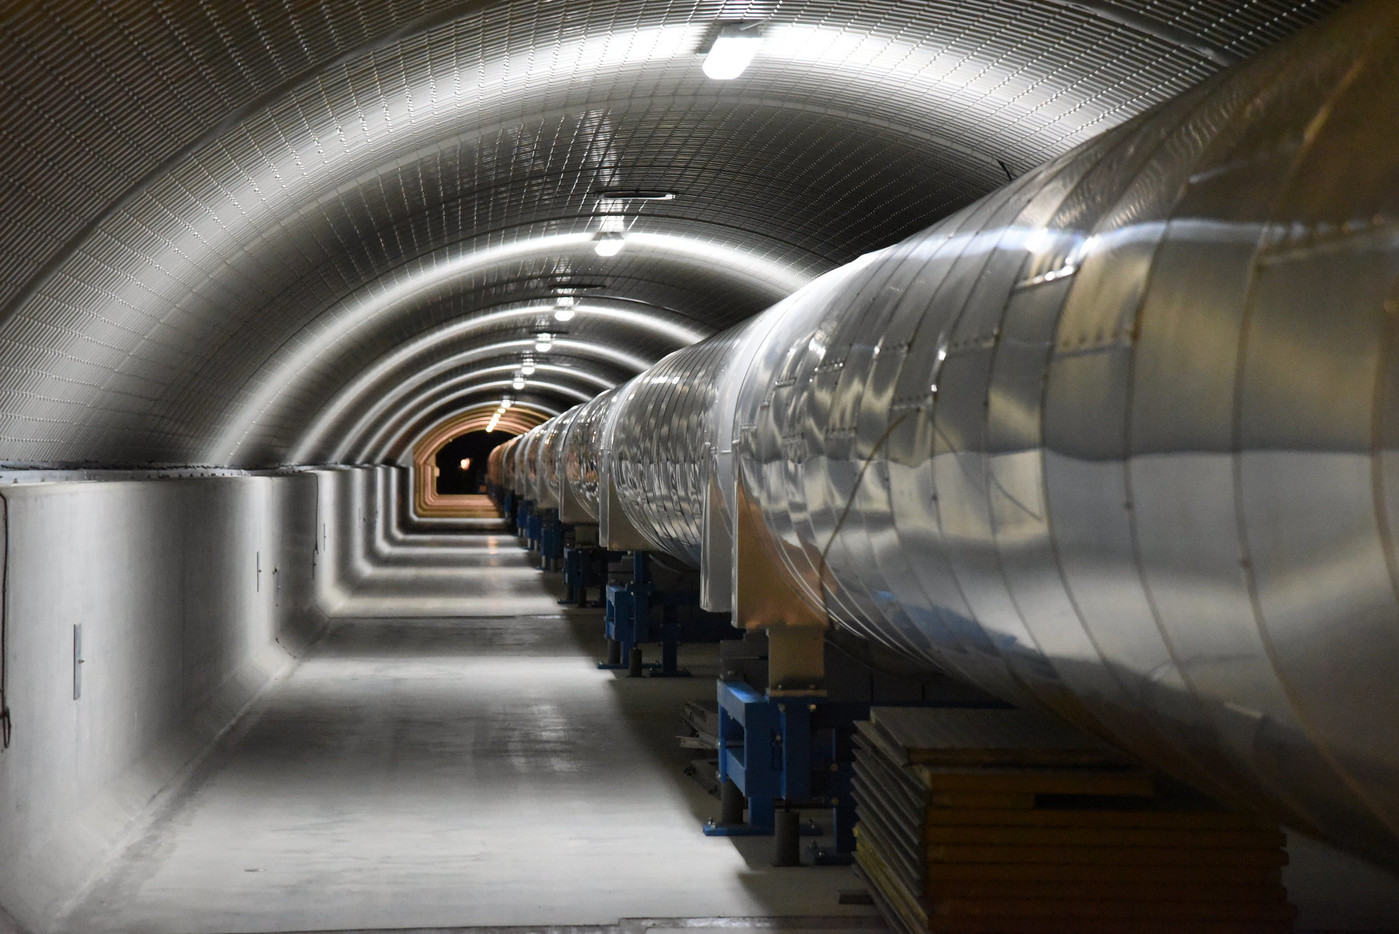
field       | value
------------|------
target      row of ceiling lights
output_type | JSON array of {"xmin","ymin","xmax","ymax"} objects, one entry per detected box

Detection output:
[
  {"xmin": 493, "ymin": 23, "xmax": 764, "ymax": 433},
  {"xmin": 582, "ymin": 23, "xmax": 761, "ymax": 256},
  {"xmin": 507, "ymin": 345, "xmax": 544, "ymax": 401},
  {"xmin": 486, "ymin": 395, "xmax": 515, "ymax": 433}
]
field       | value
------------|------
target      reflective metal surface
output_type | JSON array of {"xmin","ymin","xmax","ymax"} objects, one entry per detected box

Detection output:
[
  {"xmin": 0, "ymin": 0, "xmax": 1338, "ymax": 468},
  {"xmin": 503, "ymin": 2, "xmax": 1399, "ymax": 866},
  {"xmin": 530, "ymin": 408, "xmax": 578, "ymax": 510},
  {"xmin": 605, "ymin": 334, "xmax": 739, "ymax": 565},
  {"xmin": 561, "ymin": 388, "xmax": 622, "ymax": 523},
  {"xmin": 496, "ymin": 435, "xmax": 524, "ymax": 500}
]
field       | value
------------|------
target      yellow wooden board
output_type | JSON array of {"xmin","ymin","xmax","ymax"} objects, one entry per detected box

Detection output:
[
  {"xmin": 920, "ymin": 917, "xmax": 1290, "ymax": 934},
  {"xmin": 925, "ymin": 896, "xmax": 1296, "ymax": 922},
  {"xmin": 925, "ymin": 842, "xmax": 1288, "ymax": 866},
  {"xmin": 870, "ymin": 707, "xmax": 1133, "ymax": 768},
  {"xmin": 923, "ymin": 824, "xmax": 1285, "ymax": 849},
  {"xmin": 921, "ymin": 878, "xmax": 1288, "ymax": 903},
  {"xmin": 855, "ymin": 840, "xmax": 930, "ymax": 934},
  {"xmin": 859, "ymin": 853, "xmax": 1292, "ymax": 934},
  {"xmin": 857, "ymin": 830, "xmax": 1292, "ymax": 934},
  {"xmin": 853, "ymin": 753, "xmax": 925, "ymax": 820},
  {"xmin": 853, "ymin": 805, "xmax": 925, "ymax": 889},
  {"xmin": 911, "ymin": 764, "xmax": 1154, "ymax": 797},
  {"xmin": 921, "ymin": 859, "xmax": 1282, "ymax": 885},
  {"xmin": 852, "ymin": 712, "xmax": 1293, "ymax": 934},
  {"xmin": 926, "ymin": 791, "xmax": 1037, "ymax": 809},
  {"xmin": 921, "ymin": 806, "xmax": 1270, "ymax": 831},
  {"xmin": 855, "ymin": 721, "xmax": 923, "ymax": 779}
]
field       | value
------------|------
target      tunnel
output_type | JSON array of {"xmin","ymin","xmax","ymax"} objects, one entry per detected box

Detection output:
[{"xmin": 1, "ymin": 2, "xmax": 1398, "ymax": 933}]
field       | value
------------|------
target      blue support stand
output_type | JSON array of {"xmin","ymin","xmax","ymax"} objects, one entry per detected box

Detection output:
[
  {"xmin": 598, "ymin": 551, "xmax": 736, "ymax": 677},
  {"xmin": 538, "ymin": 509, "xmax": 565, "ymax": 568},
  {"xmin": 562, "ymin": 545, "xmax": 619, "ymax": 607},
  {"xmin": 525, "ymin": 507, "xmax": 543, "ymax": 554},
  {"xmin": 702, "ymin": 678, "xmax": 866, "ymax": 863},
  {"xmin": 515, "ymin": 498, "xmax": 534, "ymax": 546}
]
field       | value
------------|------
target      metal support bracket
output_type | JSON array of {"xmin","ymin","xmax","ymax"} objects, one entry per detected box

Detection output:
[
  {"xmin": 562, "ymin": 541, "xmax": 617, "ymax": 607},
  {"xmin": 515, "ymin": 498, "xmax": 535, "ymax": 548},
  {"xmin": 598, "ymin": 551, "xmax": 738, "ymax": 676},
  {"xmin": 599, "ymin": 471, "xmax": 651, "ymax": 551},
  {"xmin": 702, "ymin": 678, "xmax": 866, "ymax": 860},
  {"xmin": 537, "ymin": 508, "xmax": 564, "ymax": 570}
]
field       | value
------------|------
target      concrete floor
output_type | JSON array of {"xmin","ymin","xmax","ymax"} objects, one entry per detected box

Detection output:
[
  {"xmin": 331, "ymin": 526, "xmax": 577, "ymax": 618},
  {"xmin": 59, "ymin": 531, "xmax": 881, "ymax": 934}
]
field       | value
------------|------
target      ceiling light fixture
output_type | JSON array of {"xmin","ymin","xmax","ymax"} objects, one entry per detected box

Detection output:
[
  {"xmin": 704, "ymin": 22, "xmax": 763, "ymax": 80},
  {"xmin": 511, "ymin": 375, "xmax": 526, "ymax": 390},
  {"xmin": 535, "ymin": 333, "xmax": 554, "ymax": 353},
  {"xmin": 593, "ymin": 231, "xmax": 626, "ymax": 257},
  {"xmin": 595, "ymin": 189, "xmax": 678, "ymax": 201},
  {"xmin": 554, "ymin": 295, "xmax": 577, "ymax": 322},
  {"xmin": 520, "ymin": 359, "xmax": 536, "ymax": 376},
  {"xmin": 279, "ymin": 231, "xmax": 810, "ymax": 465}
]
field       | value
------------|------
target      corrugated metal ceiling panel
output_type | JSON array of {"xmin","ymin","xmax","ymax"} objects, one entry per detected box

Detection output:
[{"xmin": 0, "ymin": 0, "xmax": 1345, "ymax": 466}]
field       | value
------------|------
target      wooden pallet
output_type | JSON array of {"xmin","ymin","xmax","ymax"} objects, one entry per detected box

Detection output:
[{"xmin": 851, "ymin": 707, "xmax": 1294, "ymax": 934}]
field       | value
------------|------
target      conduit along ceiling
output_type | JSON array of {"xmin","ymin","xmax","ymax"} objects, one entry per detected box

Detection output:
[{"xmin": 0, "ymin": 0, "xmax": 1344, "ymax": 469}]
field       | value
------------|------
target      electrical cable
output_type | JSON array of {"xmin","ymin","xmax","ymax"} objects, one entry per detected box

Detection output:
[{"xmin": 1, "ymin": 492, "xmax": 10, "ymax": 749}]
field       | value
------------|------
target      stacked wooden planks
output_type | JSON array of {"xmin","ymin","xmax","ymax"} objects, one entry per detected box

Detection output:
[{"xmin": 852, "ymin": 707, "xmax": 1294, "ymax": 934}]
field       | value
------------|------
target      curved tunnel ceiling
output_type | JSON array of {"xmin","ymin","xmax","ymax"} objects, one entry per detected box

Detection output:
[
  {"xmin": 409, "ymin": 402, "xmax": 556, "ymax": 450},
  {"xmin": 0, "ymin": 0, "xmax": 1343, "ymax": 468}
]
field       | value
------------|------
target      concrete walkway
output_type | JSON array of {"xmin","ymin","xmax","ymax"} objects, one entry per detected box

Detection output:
[{"xmin": 59, "ymin": 540, "xmax": 880, "ymax": 933}]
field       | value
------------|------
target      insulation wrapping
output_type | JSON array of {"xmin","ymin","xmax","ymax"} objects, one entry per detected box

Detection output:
[{"xmin": 502, "ymin": 4, "xmax": 1399, "ymax": 864}]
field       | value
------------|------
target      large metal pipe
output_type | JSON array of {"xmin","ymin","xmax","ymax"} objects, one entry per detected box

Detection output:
[
  {"xmin": 605, "ymin": 328, "xmax": 744, "ymax": 566},
  {"xmin": 495, "ymin": 1, "xmax": 1399, "ymax": 866},
  {"xmin": 532, "ymin": 406, "xmax": 578, "ymax": 510},
  {"xmin": 559, "ymin": 387, "xmax": 619, "ymax": 522}
]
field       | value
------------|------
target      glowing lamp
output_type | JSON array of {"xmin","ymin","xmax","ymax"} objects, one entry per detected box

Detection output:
[
  {"xmin": 703, "ymin": 23, "xmax": 762, "ymax": 80},
  {"xmin": 592, "ymin": 231, "xmax": 625, "ymax": 257}
]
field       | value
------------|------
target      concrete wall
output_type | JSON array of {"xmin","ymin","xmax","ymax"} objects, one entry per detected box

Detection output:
[
  {"xmin": 312, "ymin": 466, "xmax": 378, "ymax": 614},
  {"xmin": 313, "ymin": 464, "xmax": 434, "ymax": 611},
  {"xmin": 0, "ymin": 473, "xmax": 326, "ymax": 932}
]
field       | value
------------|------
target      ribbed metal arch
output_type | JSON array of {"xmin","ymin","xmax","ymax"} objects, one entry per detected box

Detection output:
[
  {"xmin": 339, "ymin": 358, "xmax": 627, "ymax": 464},
  {"xmin": 350, "ymin": 366, "xmax": 625, "ymax": 466},
  {"xmin": 387, "ymin": 392, "xmax": 567, "ymax": 466},
  {"xmin": 409, "ymin": 402, "xmax": 555, "ymax": 458},
  {"xmin": 289, "ymin": 287, "xmax": 717, "ymax": 465},
  {"xmin": 317, "ymin": 341, "xmax": 649, "ymax": 466},
  {"xmin": 0, "ymin": 0, "xmax": 1342, "ymax": 467}
]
